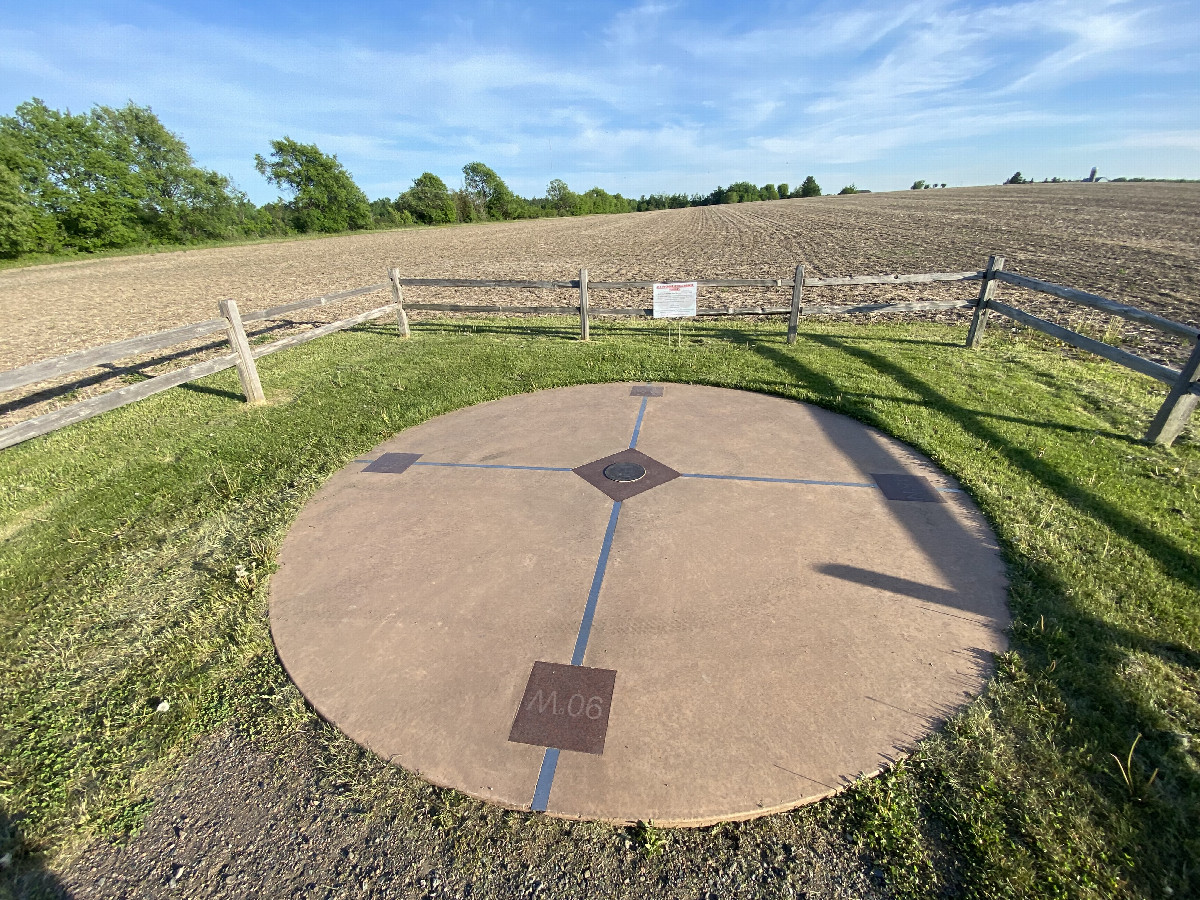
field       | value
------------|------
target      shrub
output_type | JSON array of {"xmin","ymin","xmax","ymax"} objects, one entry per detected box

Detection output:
[{"xmin": 398, "ymin": 172, "xmax": 457, "ymax": 225}]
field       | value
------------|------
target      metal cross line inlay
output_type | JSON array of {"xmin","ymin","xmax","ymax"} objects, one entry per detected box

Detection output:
[{"xmin": 355, "ymin": 384, "xmax": 959, "ymax": 813}]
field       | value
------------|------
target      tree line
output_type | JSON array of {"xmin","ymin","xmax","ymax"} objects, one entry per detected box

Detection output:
[{"xmin": 0, "ymin": 98, "xmax": 850, "ymax": 262}]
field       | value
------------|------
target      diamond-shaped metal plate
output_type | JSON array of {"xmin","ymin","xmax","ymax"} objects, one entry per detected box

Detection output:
[
  {"xmin": 872, "ymin": 473, "xmax": 943, "ymax": 502},
  {"xmin": 574, "ymin": 448, "xmax": 680, "ymax": 501},
  {"xmin": 362, "ymin": 452, "xmax": 423, "ymax": 474},
  {"xmin": 509, "ymin": 661, "xmax": 617, "ymax": 755},
  {"xmin": 630, "ymin": 384, "xmax": 664, "ymax": 397}
]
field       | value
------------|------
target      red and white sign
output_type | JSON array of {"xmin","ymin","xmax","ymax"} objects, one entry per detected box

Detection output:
[{"xmin": 652, "ymin": 281, "xmax": 698, "ymax": 318}]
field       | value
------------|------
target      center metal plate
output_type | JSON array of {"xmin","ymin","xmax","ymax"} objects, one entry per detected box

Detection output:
[
  {"xmin": 603, "ymin": 462, "xmax": 646, "ymax": 483},
  {"xmin": 573, "ymin": 448, "xmax": 681, "ymax": 501}
]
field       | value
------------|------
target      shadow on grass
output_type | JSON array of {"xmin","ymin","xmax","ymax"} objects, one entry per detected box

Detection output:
[
  {"xmin": 401, "ymin": 317, "xmax": 969, "ymax": 348},
  {"xmin": 800, "ymin": 333, "xmax": 1198, "ymax": 587},
  {"xmin": 0, "ymin": 321, "xmax": 291, "ymax": 418},
  {"xmin": 1, "ymin": 808, "xmax": 66, "ymax": 900},
  {"xmin": 751, "ymin": 332, "xmax": 1198, "ymax": 892},
  {"xmin": 175, "ymin": 382, "xmax": 245, "ymax": 402}
]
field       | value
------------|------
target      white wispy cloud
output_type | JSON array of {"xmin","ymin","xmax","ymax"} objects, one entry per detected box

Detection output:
[{"xmin": 0, "ymin": 0, "xmax": 1194, "ymax": 198}]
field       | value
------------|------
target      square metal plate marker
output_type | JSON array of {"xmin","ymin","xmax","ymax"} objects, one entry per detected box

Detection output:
[
  {"xmin": 872, "ymin": 473, "xmax": 943, "ymax": 502},
  {"xmin": 630, "ymin": 385, "xmax": 664, "ymax": 397},
  {"xmin": 509, "ymin": 661, "xmax": 617, "ymax": 755},
  {"xmin": 574, "ymin": 448, "xmax": 680, "ymax": 501},
  {"xmin": 362, "ymin": 452, "xmax": 423, "ymax": 474}
]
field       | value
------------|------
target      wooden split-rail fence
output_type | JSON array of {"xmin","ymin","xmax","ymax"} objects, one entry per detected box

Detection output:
[{"xmin": 1, "ymin": 256, "xmax": 1197, "ymax": 451}]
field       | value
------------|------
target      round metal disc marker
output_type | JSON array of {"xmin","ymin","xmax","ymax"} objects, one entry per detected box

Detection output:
[{"xmin": 603, "ymin": 462, "xmax": 647, "ymax": 483}]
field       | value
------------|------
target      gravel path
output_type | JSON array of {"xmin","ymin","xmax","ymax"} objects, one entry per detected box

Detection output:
[{"xmin": 42, "ymin": 722, "xmax": 888, "ymax": 900}]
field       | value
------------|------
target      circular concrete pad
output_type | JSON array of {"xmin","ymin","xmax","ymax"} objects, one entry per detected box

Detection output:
[{"xmin": 270, "ymin": 384, "xmax": 1009, "ymax": 825}]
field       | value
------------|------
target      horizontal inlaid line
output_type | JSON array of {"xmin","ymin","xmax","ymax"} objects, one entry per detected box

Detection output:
[
  {"xmin": 679, "ymin": 473, "xmax": 963, "ymax": 493},
  {"xmin": 354, "ymin": 459, "xmax": 964, "ymax": 492},
  {"xmin": 680, "ymin": 473, "xmax": 876, "ymax": 488},
  {"xmin": 411, "ymin": 461, "xmax": 575, "ymax": 472}
]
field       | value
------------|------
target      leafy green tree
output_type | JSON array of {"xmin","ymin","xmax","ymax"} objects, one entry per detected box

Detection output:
[
  {"xmin": 799, "ymin": 175, "xmax": 821, "ymax": 197},
  {"xmin": 462, "ymin": 162, "xmax": 520, "ymax": 220},
  {"xmin": 1004, "ymin": 172, "xmax": 1029, "ymax": 185},
  {"xmin": 370, "ymin": 197, "xmax": 408, "ymax": 228},
  {"xmin": 579, "ymin": 186, "xmax": 636, "ymax": 215},
  {"xmin": 451, "ymin": 189, "xmax": 479, "ymax": 223},
  {"xmin": 636, "ymin": 192, "xmax": 691, "ymax": 211},
  {"xmin": 255, "ymin": 137, "xmax": 372, "ymax": 233},
  {"xmin": 92, "ymin": 103, "xmax": 243, "ymax": 242},
  {"xmin": 910, "ymin": 180, "xmax": 926, "ymax": 190},
  {"xmin": 777, "ymin": 183, "xmax": 789, "ymax": 199},
  {"xmin": 1, "ymin": 99, "xmax": 143, "ymax": 250},
  {"xmin": 0, "ymin": 159, "xmax": 37, "ymax": 257},
  {"xmin": 546, "ymin": 178, "xmax": 578, "ymax": 216},
  {"xmin": 0, "ymin": 130, "xmax": 56, "ymax": 256},
  {"xmin": 398, "ymin": 172, "xmax": 457, "ymax": 224},
  {"xmin": 1, "ymin": 99, "xmax": 252, "ymax": 253}
]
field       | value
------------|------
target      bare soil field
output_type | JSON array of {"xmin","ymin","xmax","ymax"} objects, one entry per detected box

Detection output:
[{"xmin": 2, "ymin": 182, "xmax": 1198, "ymax": 427}]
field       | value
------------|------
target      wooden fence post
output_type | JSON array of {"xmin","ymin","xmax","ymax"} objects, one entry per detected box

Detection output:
[
  {"xmin": 966, "ymin": 255, "xmax": 1005, "ymax": 348},
  {"xmin": 389, "ymin": 267, "xmax": 411, "ymax": 337},
  {"xmin": 1144, "ymin": 339, "xmax": 1200, "ymax": 446},
  {"xmin": 786, "ymin": 264, "xmax": 804, "ymax": 345},
  {"xmin": 579, "ymin": 268, "xmax": 590, "ymax": 341},
  {"xmin": 218, "ymin": 299, "xmax": 265, "ymax": 404}
]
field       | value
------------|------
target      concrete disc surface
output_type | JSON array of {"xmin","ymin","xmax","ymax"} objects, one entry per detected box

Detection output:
[{"xmin": 269, "ymin": 383, "xmax": 1009, "ymax": 825}]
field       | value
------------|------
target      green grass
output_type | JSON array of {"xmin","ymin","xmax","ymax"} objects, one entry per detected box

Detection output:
[{"xmin": 1, "ymin": 316, "xmax": 1197, "ymax": 898}]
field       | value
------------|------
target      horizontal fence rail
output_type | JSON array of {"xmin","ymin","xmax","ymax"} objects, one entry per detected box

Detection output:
[
  {"xmin": 0, "ymin": 282, "xmax": 388, "ymax": 395},
  {"xmin": 967, "ymin": 256, "xmax": 1198, "ymax": 445},
  {"xmin": 0, "ymin": 290, "xmax": 394, "ymax": 451},
  {"xmin": 1, "ymin": 257, "xmax": 1197, "ymax": 450},
  {"xmin": 994, "ymin": 271, "xmax": 1199, "ymax": 342},
  {"xmin": 389, "ymin": 271, "xmax": 983, "ymax": 291}
]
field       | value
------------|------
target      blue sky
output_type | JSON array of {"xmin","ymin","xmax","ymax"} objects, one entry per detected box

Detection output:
[{"xmin": 2, "ymin": 0, "xmax": 1198, "ymax": 203}]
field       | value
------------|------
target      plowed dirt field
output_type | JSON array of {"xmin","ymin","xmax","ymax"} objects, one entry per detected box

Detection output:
[{"xmin": 2, "ymin": 182, "xmax": 1198, "ymax": 428}]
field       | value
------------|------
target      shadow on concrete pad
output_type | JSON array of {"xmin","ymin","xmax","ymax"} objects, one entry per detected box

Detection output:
[{"xmin": 817, "ymin": 563, "xmax": 996, "ymax": 617}]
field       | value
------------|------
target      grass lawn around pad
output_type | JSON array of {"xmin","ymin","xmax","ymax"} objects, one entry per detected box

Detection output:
[{"xmin": 1, "ymin": 316, "xmax": 1198, "ymax": 899}]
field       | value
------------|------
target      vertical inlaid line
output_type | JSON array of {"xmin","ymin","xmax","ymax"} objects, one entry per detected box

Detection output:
[
  {"xmin": 530, "ymin": 387, "xmax": 651, "ymax": 812},
  {"xmin": 629, "ymin": 395, "xmax": 650, "ymax": 449},
  {"xmin": 530, "ymin": 748, "xmax": 560, "ymax": 811},
  {"xmin": 571, "ymin": 500, "xmax": 623, "ymax": 666}
]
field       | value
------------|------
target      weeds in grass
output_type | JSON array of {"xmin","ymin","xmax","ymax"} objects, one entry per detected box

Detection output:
[
  {"xmin": 626, "ymin": 820, "xmax": 667, "ymax": 857},
  {"xmin": 1109, "ymin": 734, "xmax": 1159, "ymax": 801}
]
